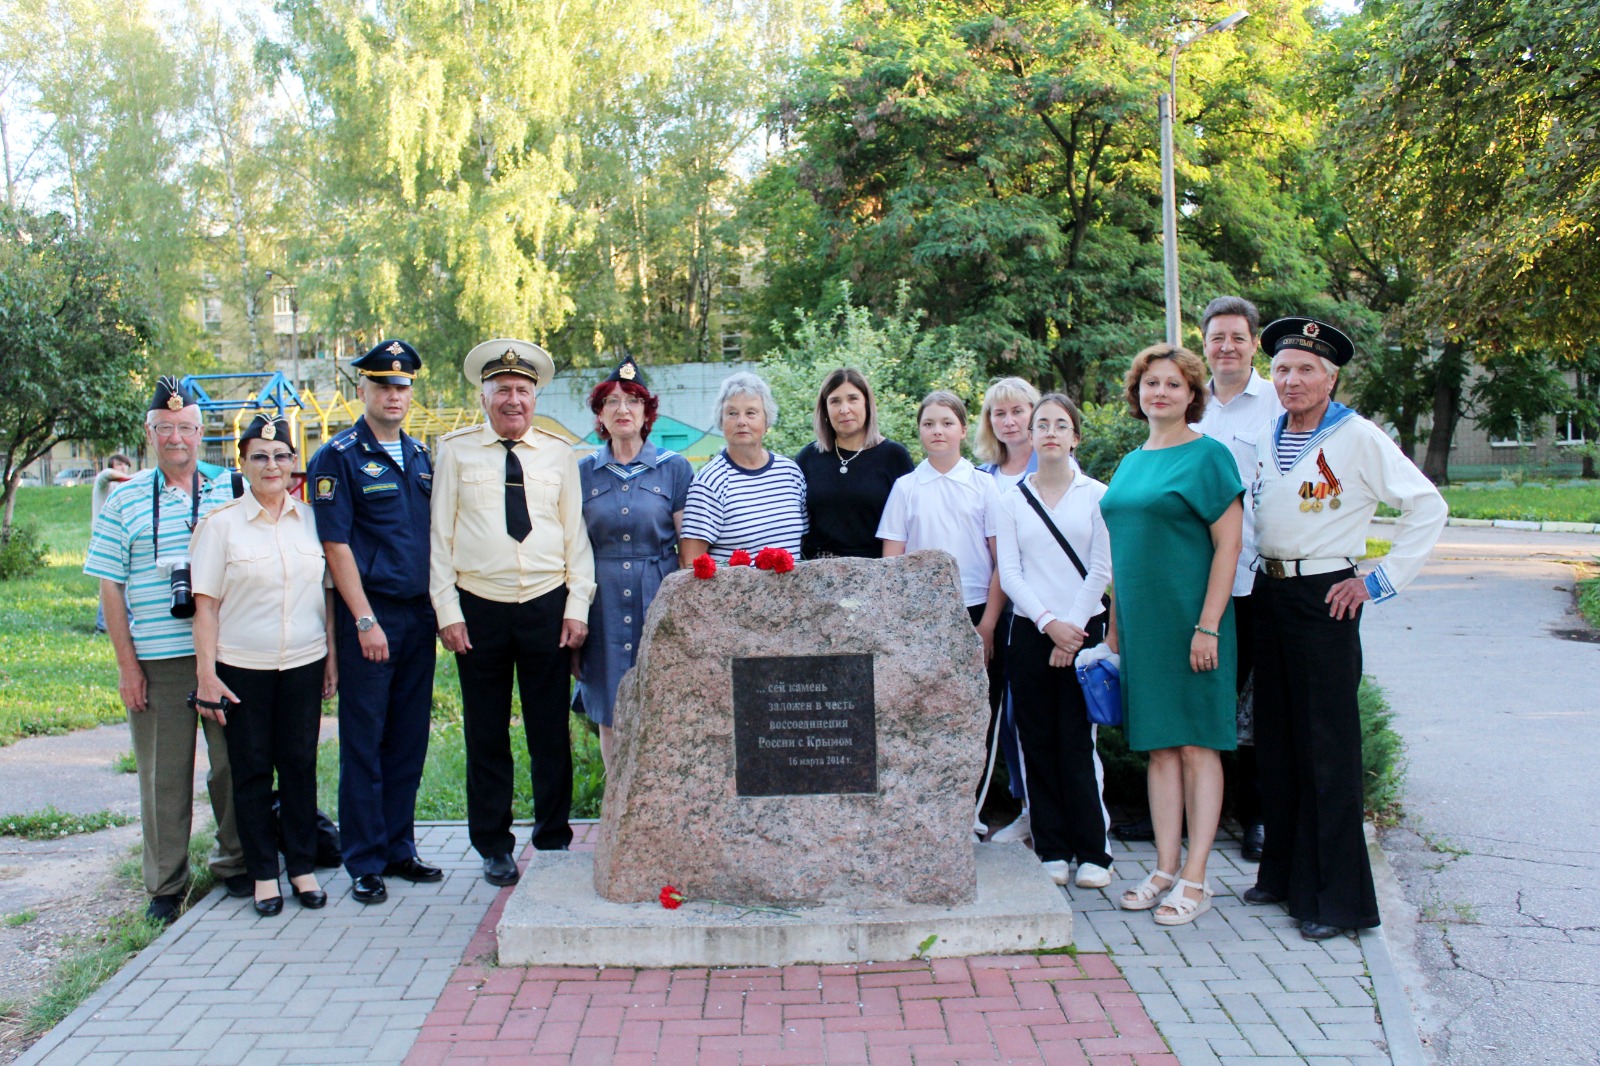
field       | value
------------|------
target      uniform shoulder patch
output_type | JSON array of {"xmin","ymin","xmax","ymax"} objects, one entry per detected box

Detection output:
[
  {"xmin": 314, "ymin": 475, "xmax": 337, "ymax": 502},
  {"xmin": 441, "ymin": 425, "xmax": 480, "ymax": 442},
  {"xmin": 331, "ymin": 431, "xmax": 357, "ymax": 452},
  {"xmin": 531, "ymin": 426, "xmax": 571, "ymax": 443}
]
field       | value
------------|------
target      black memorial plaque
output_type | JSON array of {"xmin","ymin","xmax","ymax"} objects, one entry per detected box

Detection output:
[{"xmin": 732, "ymin": 654, "xmax": 877, "ymax": 797}]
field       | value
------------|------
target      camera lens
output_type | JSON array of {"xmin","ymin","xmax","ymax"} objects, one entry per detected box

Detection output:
[{"xmin": 169, "ymin": 565, "xmax": 195, "ymax": 619}]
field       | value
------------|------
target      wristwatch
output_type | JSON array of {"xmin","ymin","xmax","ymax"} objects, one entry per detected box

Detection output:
[{"xmin": 356, "ymin": 615, "xmax": 377, "ymax": 632}]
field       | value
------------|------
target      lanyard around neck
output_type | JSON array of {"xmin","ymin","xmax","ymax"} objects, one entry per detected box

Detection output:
[{"xmin": 151, "ymin": 470, "xmax": 201, "ymax": 560}]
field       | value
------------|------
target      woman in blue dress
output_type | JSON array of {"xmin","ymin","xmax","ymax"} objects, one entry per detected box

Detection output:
[{"xmin": 575, "ymin": 357, "xmax": 694, "ymax": 767}]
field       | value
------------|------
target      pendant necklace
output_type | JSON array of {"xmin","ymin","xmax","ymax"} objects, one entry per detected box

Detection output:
[{"xmin": 838, "ymin": 444, "xmax": 864, "ymax": 475}]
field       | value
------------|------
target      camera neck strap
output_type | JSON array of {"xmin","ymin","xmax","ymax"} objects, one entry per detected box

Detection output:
[{"xmin": 151, "ymin": 469, "xmax": 201, "ymax": 561}]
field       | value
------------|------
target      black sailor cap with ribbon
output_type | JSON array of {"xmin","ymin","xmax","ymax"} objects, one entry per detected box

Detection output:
[{"xmin": 1260, "ymin": 317, "xmax": 1354, "ymax": 367}]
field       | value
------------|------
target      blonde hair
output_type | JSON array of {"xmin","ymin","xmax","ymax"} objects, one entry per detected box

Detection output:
[{"xmin": 973, "ymin": 377, "xmax": 1040, "ymax": 465}]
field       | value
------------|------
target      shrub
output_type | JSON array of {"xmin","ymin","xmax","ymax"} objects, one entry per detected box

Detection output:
[
  {"xmin": 1075, "ymin": 402, "xmax": 1146, "ymax": 483},
  {"xmin": 0, "ymin": 522, "xmax": 49, "ymax": 581}
]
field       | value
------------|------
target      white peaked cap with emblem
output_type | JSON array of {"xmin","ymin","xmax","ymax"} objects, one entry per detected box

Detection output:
[{"xmin": 463, "ymin": 338, "xmax": 555, "ymax": 390}]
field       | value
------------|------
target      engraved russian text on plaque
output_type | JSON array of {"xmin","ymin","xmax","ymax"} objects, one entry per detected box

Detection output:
[{"xmin": 732, "ymin": 654, "xmax": 877, "ymax": 796}]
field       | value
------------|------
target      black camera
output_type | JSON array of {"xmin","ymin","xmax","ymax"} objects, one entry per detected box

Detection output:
[{"xmin": 164, "ymin": 557, "xmax": 195, "ymax": 619}]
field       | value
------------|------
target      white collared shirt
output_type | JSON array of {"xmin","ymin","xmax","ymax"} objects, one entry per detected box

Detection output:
[
  {"xmin": 996, "ymin": 465, "xmax": 1112, "ymax": 631},
  {"xmin": 190, "ymin": 491, "xmax": 327, "ymax": 671},
  {"xmin": 876, "ymin": 457, "xmax": 999, "ymax": 606},
  {"xmin": 1195, "ymin": 369, "xmax": 1285, "ymax": 595}
]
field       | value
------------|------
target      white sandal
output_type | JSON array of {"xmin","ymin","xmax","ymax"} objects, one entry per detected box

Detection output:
[
  {"xmin": 1120, "ymin": 869, "xmax": 1177, "ymax": 911},
  {"xmin": 1152, "ymin": 878, "xmax": 1214, "ymax": 926}
]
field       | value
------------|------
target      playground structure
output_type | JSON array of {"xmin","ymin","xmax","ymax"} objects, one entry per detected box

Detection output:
[{"xmin": 179, "ymin": 371, "xmax": 576, "ymax": 466}]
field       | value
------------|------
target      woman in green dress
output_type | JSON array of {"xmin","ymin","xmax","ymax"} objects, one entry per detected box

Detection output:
[{"xmin": 1100, "ymin": 344, "xmax": 1243, "ymax": 926}]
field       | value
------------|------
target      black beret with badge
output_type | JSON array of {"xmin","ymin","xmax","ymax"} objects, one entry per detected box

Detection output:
[
  {"xmin": 354, "ymin": 339, "xmax": 421, "ymax": 386},
  {"xmin": 1260, "ymin": 317, "xmax": 1354, "ymax": 367},
  {"xmin": 239, "ymin": 413, "xmax": 294, "ymax": 449},
  {"xmin": 604, "ymin": 355, "xmax": 648, "ymax": 389},
  {"xmin": 150, "ymin": 375, "xmax": 199, "ymax": 412},
  {"xmin": 463, "ymin": 338, "xmax": 555, "ymax": 388}
]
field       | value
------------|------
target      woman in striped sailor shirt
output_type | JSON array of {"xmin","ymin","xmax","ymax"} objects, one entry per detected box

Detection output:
[{"xmin": 679, "ymin": 372, "xmax": 808, "ymax": 566}]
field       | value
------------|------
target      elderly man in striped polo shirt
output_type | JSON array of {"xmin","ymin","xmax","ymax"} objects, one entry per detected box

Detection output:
[{"xmin": 85, "ymin": 378, "xmax": 249, "ymax": 923}]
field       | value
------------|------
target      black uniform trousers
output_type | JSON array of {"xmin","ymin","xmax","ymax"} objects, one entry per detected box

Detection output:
[
  {"xmin": 1006, "ymin": 620, "xmax": 1113, "ymax": 867},
  {"xmin": 1251, "ymin": 568, "xmax": 1380, "ymax": 929},
  {"xmin": 1230, "ymin": 594, "xmax": 1263, "ymax": 828},
  {"xmin": 335, "ymin": 595, "xmax": 436, "ymax": 876},
  {"xmin": 456, "ymin": 586, "xmax": 573, "ymax": 856},
  {"xmin": 218, "ymin": 659, "xmax": 325, "ymax": 882}
]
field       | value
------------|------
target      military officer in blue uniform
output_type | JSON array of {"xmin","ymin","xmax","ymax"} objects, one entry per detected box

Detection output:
[{"xmin": 307, "ymin": 340, "xmax": 439, "ymax": 904}]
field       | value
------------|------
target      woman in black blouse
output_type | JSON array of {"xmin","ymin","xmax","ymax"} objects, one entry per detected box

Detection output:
[{"xmin": 794, "ymin": 368, "xmax": 915, "ymax": 558}]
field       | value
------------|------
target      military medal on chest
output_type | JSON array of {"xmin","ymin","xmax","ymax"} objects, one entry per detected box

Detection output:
[{"xmin": 1298, "ymin": 449, "xmax": 1344, "ymax": 513}]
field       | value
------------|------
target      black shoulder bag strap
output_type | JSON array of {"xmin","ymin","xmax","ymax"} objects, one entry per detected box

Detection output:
[{"xmin": 1018, "ymin": 480, "xmax": 1107, "ymax": 645}]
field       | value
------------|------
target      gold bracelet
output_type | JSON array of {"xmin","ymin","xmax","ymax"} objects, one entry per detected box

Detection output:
[{"xmin": 1194, "ymin": 624, "xmax": 1219, "ymax": 638}]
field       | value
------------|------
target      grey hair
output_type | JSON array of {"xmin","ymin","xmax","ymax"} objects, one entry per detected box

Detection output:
[
  {"xmin": 713, "ymin": 371, "xmax": 778, "ymax": 427},
  {"xmin": 145, "ymin": 406, "xmax": 201, "ymax": 428},
  {"xmin": 1270, "ymin": 351, "xmax": 1341, "ymax": 378},
  {"xmin": 1200, "ymin": 295, "xmax": 1261, "ymax": 339}
]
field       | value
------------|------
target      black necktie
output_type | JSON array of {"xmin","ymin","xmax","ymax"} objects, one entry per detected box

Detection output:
[{"xmin": 500, "ymin": 440, "xmax": 532, "ymax": 542}]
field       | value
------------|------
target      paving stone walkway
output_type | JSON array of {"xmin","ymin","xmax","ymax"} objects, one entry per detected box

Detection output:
[{"xmin": 20, "ymin": 822, "xmax": 1418, "ymax": 1065}]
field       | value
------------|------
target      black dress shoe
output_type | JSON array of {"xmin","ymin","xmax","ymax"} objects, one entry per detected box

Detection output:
[
  {"xmin": 254, "ymin": 895, "xmax": 284, "ymax": 917},
  {"xmin": 222, "ymin": 874, "xmax": 253, "ymax": 898},
  {"xmin": 1300, "ymin": 920, "xmax": 1343, "ymax": 941},
  {"xmin": 1110, "ymin": 816, "xmax": 1155, "ymax": 842},
  {"xmin": 293, "ymin": 887, "xmax": 328, "ymax": 909},
  {"xmin": 1242, "ymin": 886, "xmax": 1285, "ymax": 905},
  {"xmin": 145, "ymin": 894, "xmax": 181, "ymax": 925},
  {"xmin": 384, "ymin": 857, "xmax": 444, "ymax": 883},
  {"xmin": 351, "ymin": 874, "xmax": 388, "ymax": 904},
  {"xmin": 483, "ymin": 853, "xmax": 520, "ymax": 887},
  {"xmin": 1241, "ymin": 823, "xmax": 1265, "ymax": 862}
]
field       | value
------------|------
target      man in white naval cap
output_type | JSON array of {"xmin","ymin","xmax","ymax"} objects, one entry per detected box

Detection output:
[{"xmin": 428, "ymin": 339, "xmax": 595, "ymax": 887}]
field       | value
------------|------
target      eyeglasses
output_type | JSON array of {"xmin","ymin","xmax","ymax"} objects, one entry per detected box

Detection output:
[
  {"xmin": 152, "ymin": 424, "xmax": 202, "ymax": 439},
  {"xmin": 245, "ymin": 452, "xmax": 296, "ymax": 466},
  {"xmin": 602, "ymin": 396, "xmax": 645, "ymax": 410}
]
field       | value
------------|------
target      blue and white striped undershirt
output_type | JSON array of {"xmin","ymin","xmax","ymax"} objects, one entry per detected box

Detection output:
[
  {"xmin": 380, "ymin": 439, "xmax": 404, "ymax": 470},
  {"xmin": 1277, "ymin": 430, "xmax": 1314, "ymax": 473}
]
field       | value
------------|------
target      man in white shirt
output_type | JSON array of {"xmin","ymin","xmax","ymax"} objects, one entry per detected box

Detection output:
[{"xmin": 1193, "ymin": 296, "xmax": 1284, "ymax": 863}]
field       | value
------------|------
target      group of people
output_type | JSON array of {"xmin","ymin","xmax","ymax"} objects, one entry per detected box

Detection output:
[{"xmin": 89, "ymin": 294, "xmax": 1446, "ymax": 942}]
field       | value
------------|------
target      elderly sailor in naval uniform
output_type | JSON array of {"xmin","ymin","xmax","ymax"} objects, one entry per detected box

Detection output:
[{"xmin": 1240, "ymin": 317, "xmax": 1447, "ymax": 941}]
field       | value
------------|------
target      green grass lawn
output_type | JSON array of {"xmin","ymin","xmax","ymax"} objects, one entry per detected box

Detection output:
[
  {"xmin": 0, "ymin": 487, "xmax": 126, "ymax": 744},
  {"xmin": 1377, "ymin": 481, "xmax": 1600, "ymax": 524}
]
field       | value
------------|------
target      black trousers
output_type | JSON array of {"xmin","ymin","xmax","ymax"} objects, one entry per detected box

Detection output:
[
  {"xmin": 456, "ymin": 587, "xmax": 573, "ymax": 856},
  {"xmin": 1006, "ymin": 621, "xmax": 1112, "ymax": 867},
  {"xmin": 218, "ymin": 659, "xmax": 324, "ymax": 882},
  {"xmin": 1230, "ymin": 594, "xmax": 1263, "ymax": 828},
  {"xmin": 335, "ymin": 596, "xmax": 436, "ymax": 876},
  {"xmin": 971, "ymin": 605, "xmax": 1025, "ymax": 802},
  {"xmin": 1252, "ymin": 569, "xmax": 1379, "ymax": 929}
]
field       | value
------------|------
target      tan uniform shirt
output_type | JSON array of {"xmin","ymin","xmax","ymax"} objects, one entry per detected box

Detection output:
[
  {"xmin": 428, "ymin": 422, "xmax": 596, "ymax": 629},
  {"xmin": 190, "ymin": 492, "xmax": 328, "ymax": 670}
]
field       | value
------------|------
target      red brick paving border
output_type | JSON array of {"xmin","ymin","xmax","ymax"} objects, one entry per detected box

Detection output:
[{"xmin": 408, "ymin": 827, "xmax": 1172, "ymax": 1065}]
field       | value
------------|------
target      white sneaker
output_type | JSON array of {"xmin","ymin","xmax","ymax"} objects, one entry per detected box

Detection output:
[
  {"xmin": 1075, "ymin": 862, "xmax": 1113, "ymax": 889},
  {"xmin": 991, "ymin": 809, "xmax": 1032, "ymax": 845},
  {"xmin": 1042, "ymin": 860, "xmax": 1071, "ymax": 886}
]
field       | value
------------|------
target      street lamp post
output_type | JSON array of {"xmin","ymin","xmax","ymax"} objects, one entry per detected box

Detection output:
[
  {"xmin": 1159, "ymin": 10, "xmax": 1249, "ymax": 346},
  {"xmin": 264, "ymin": 269, "xmax": 301, "ymax": 395}
]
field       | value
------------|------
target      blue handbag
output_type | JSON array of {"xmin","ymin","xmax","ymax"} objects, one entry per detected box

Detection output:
[{"xmin": 1076, "ymin": 657, "xmax": 1123, "ymax": 727}]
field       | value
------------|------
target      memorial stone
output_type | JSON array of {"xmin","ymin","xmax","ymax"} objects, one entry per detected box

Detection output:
[{"xmin": 592, "ymin": 551, "xmax": 988, "ymax": 908}]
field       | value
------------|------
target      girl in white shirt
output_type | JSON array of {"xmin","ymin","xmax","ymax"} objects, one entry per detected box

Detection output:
[
  {"xmin": 995, "ymin": 394, "xmax": 1114, "ymax": 888},
  {"xmin": 877, "ymin": 391, "xmax": 1004, "ymax": 660}
]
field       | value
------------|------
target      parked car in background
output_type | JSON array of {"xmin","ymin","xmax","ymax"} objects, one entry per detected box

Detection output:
[
  {"xmin": 16, "ymin": 471, "xmax": 43, "ymax": 488},
  {"xmin": 53, "ymin": 466, "xmax": 97, "ymax": 487}
]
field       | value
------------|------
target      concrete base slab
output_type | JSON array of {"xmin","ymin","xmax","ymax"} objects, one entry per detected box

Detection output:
[{"xmin": 497, "ymin": 844, "xmax": 1072, "ymax": 967}]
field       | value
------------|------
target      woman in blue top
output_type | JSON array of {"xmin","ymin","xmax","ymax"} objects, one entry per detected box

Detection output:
[{"xmin": 575, "ymin": 357, "xmax": 694, "ymax": 768}]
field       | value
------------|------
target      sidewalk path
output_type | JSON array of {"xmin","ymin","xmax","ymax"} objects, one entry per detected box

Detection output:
[
  {"xmin": 20, "ymin": 815, "xmax": 1407, "ymax": 1064},
  {"xmin": 1362, "ymin": 525, "xmax": 1600, "ymax": 1065}
]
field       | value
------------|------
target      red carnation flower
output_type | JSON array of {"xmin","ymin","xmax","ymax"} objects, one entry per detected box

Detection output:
[
  {"xmin": 728, "ymin": 549, "xmax": 752, "ymax": 567},
  {"xmin": 692, "ymin": 554, "xmax": 716, "ymax": 579},
  {"xmin": 659, "ymin": 885, "xmax": 684, "ymax": 909},
  {"xmin": 771, "ymin": 549, "xmax": 795, "ymax": 573},
  {"xmin": 754, "ymin": 547, "xmax": 777, "ymax": 571}
]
